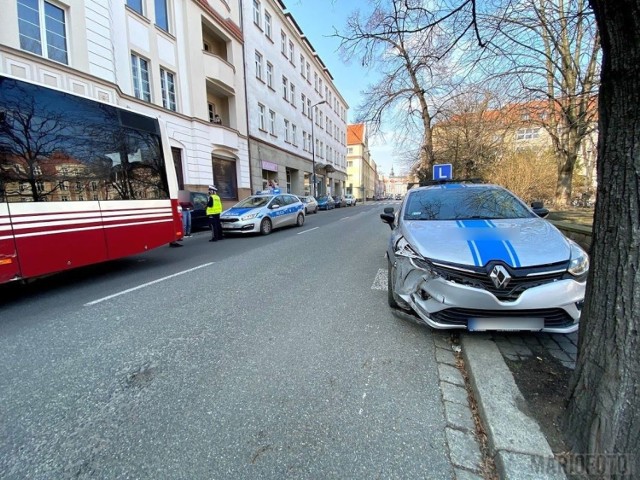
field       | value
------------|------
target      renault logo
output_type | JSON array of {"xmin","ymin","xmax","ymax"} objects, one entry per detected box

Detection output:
[{"xmin": 490, "ymin": 265, "xmax": 511, "ymax": 289}]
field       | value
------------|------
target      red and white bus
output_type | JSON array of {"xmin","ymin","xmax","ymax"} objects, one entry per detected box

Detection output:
[{"xmin": 0, "ymin": 75, "xmax": 183, "ymax": 284}]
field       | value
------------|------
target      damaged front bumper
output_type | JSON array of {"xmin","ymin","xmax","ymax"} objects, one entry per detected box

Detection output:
[{"xmin": 389, "ymin": 255, "xmax": 583, "ymax": 333}]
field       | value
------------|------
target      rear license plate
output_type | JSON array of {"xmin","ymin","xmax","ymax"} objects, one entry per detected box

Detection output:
[{"xmin": 468, "ymin": 317, "xmax": 544, "ymax": 332}]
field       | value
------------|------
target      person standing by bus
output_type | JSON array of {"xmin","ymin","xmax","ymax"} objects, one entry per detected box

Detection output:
[
  {"xmin": 179, "ymin": 196, "xmax": 193, "ymax": 238},
  {"xmin": 206, "ymin": 185, "xmax": 223, "ymax": 242}
]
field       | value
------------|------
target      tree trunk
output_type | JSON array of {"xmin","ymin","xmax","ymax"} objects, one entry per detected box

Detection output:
[
  {"xmin": 555, "ymin": 150, "xmax": 576, "ymax": 206},
  {"xmin": 564, "ymin": 1, "xmax": 640, "ymax": 477}
]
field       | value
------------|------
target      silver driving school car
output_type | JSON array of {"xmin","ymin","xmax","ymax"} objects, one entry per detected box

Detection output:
[
  {"xmin": 221, "ymin": 193, "xmax": 305, "ymax": 235},
  {"xmin": 380, "ymin": 182, "xmax": 588, "ymax": 333}
]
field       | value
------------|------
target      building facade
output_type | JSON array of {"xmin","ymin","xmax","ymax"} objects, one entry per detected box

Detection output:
[
  {"xmin": 242, "ymin": 0, "xmax": 348, "ymax": 197},
  {"xmin": 0, "ymin": 0, "xmax": 251, "ymax": 207},
  {"xmin": 346, "ymin": 123, "xmax": 378, "ymax": 201}
]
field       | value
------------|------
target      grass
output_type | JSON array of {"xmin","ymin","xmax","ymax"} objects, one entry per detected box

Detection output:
[{"xmin": 547, "ymin": 208, "xmax": 594, "ymax": 226}]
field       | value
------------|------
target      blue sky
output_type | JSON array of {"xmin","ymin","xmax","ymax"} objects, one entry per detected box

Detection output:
[{"xmin": 285, "ymin": 0, "xmax": 401, "ymax": 177}]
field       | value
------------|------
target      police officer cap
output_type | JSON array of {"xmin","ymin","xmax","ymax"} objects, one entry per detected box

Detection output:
[{"xmin": 208, "ymin": 185, "xmax": 217, "ymax": 191}]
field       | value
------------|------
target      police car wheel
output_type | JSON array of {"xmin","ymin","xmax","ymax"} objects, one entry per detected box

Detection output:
[
  {"xmin": 296, "ymin": 213, "xmax": 304, "ymax": 227},
  {"xmin": 260, "ymin": 218, "xmax": 272, "ymax": 235}
]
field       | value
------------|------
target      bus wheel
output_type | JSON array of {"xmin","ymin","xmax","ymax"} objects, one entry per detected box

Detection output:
[{"xmin": 260, "ymin": 218, "xmax": 272, "ymax": 235}]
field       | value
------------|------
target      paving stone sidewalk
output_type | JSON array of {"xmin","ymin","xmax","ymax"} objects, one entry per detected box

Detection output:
[{"xmin": 491, "ymin": 331, "xmax": 579, "ymax": 369}]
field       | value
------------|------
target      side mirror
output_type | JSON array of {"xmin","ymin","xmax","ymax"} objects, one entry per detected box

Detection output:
[
  {"xmin": 270, "ymin": 204, "xmax": 280, "ymax": 209},
  {"xmin": 380, "ymin": 212, "xmax": 395, "ymax": 229},
  {"xmin": 531, "ymin": 201, "xmax": 549, "ymax": 218}
]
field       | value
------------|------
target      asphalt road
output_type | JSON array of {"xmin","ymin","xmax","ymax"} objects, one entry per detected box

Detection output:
[{"xmin": 0, "ymin": 202, "xmax": 454, "ymax": 479}]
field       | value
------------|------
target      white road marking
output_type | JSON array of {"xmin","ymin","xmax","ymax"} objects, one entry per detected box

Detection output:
[
  {"xmin": 297, "ymin": 227, "xmax": 319, "ymax": 235},
  {"xmin": 84, "ymin": 262, "xmax": 215, "ymax": 306},
  {"xmin": 371, "ymin": 268, "xmax": 388, "ymax": 290},
  {"xmin": 359, "ymin": 357, "xmax": 376, "ymax": 415}
]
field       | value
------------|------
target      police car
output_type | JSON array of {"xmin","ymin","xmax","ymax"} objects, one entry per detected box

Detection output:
[
  {"xmin": 220, "ymin": 193, "xmax": 305, "ymax": 235},
  {"xmin": 380, "ymin": 181, "xmax": 588, "ymax": 333}
]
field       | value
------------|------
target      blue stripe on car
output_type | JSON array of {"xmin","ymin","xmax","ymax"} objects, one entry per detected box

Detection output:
[{"xmin": 457, "ymin": 219, "xmax": 521, "ymax": 267}]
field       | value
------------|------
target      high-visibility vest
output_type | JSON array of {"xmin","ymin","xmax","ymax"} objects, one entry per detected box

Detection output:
[{"xmin": 206, "ymin": 194, "xmax": 222, "ymax": 215}]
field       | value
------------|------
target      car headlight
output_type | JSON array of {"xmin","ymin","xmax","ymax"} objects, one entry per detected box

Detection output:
[
  {"xmin": 240, "ymin": 212, "xmax": 260, "ymax": 221},
  {"xmin": 394, "ymin": 236, "xmax": 422, "ymax": 259},
  {"xmin": 567, "ymin": 240, "xmax": 589, "ymax": 277}
]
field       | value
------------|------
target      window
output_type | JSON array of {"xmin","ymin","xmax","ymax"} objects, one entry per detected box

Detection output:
[
  {"xmin": 516, "ymin": 128, "xmax": 540, "ymax": 140},
  {"xmin": 208, "ymin": 103, "xmax": 216, "ymax": 122},
  {"xmin": 17, "ymin": 0, "xmax": 68, "ymax": 64},
  {"xmin": 300, "ymin": 55, "xmax": 305, "ymax": 77},
  {"xmin": 288, "ymin": 41, "xmax": 294, "ymax": 64},
  {"xmin": 282, "ymin": 76, "xmax": 288, "ymax": 101},
  {"xmin": 126, "ymin": 0, "xmax": 143, "ymax": 14},
  {"xmin": 212, "ymin": 157, "xmax": 238, "ymax": 200},
  {"xmin": 290, "ymin": 83, "xmax": 296, "ymax": 107},
  {"xmin": 266, "ymin": 62, "xmax": 273, "ymax": 88},
  {"xmin": 306, "ymin": 62, "xmax": 311, "ymax": 82},
  {"xmin": 258, "ymin": 103, "xmax": 266, "ymax": 130},
  {"xmin": 131, "ymin": 53, "xmax": 151, "ymax": 102},
  {"xmin": 281, "ymin": 31, "xmax": 287, "ymax": 57},
  {"xmin": 319, "ymin": 79, "xmax": 324, "ymax": 97},
  {"xmin": 292, "ymin": 124, "xmax": 297, "ymax": 146},
  {"xmin": 284, "ymin": 119, "xmax": 290, "ymax": 142},
  {"xmin": 306, "ymin": 98, "xmax": 311, "ymax": 118},
  {"xmin": 155, "ymin": 0, "xmax": 169, "ymax": 31},
  {"xmin": 160, "ymin": 68, "xmax": 176, "ymax": 111},
  {"xmin": 253, "ymin": 0, "xmax": 261, "ymax": 26},
  {"xmin": 255, "ymin": 51, "xmax": 263, "ymax": 80},
  {"xmin": 269, "ymin": 110, "xmax": 276, "ymax": 135},
  {"xmin": 314, "ymin": 72, "xmax": 318, "ymax": 91},
  {"xmin": 264, "ymin": 11, "xmax": 272, "ymax": 38},
  {"xmin": 301, "ymin": 94, "xmax": 307, "ymax": 115}
]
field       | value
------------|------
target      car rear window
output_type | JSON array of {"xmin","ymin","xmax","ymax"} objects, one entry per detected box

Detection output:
[{"xmin": 404, "ymin": 186, "xmax": 534, "ymax": 221}]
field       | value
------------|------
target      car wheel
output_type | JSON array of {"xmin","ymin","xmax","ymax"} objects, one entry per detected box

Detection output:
[
  {"xmin": 260, "ymin": 218, "xmax": 272, "ymax": 235},
  {"xmin": 296, "ymin": 213, "xmax": 304, "ymax": 227},
  {"xmin": 387, "ymin": 258, "xmax": 399, "ymax": 309},
  {"xmin": 305, "ymin": 207, "xmax": 308, "ymax": 214}
]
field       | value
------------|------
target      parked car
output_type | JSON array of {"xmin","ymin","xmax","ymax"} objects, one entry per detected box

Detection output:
[
  {"xmin": 178, "ymin": 190, "xmax": 211, "ymax": 230},
  {"xmin": 344, "ymin": 194, "xmax": 357, "ymax": 206},
  {"xmin": 333, "ymin": 194, "xmax": 347, "ymax": 208},
  {"xmin": 299, "ymin": 195, "xmax": 319, "ymax": 214},
  {"xmin": 317, "ymin": 195, "xmax": 335, "ymax": 210},
  {"xmin": 220, "ymin": 193, "xmax": 305, "ymax": 235},
  {"xmin": 380, "ymin": 181, "xmax": 588, "ymax": 333},
  {"xmin": 394, "ymin": 193, "xmax": 403, "ymax": 200}
]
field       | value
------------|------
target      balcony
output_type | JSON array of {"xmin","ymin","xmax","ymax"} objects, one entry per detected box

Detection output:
[{"xmin": 202, "ymin": 52, "xmax": 235, "ymax": 93}]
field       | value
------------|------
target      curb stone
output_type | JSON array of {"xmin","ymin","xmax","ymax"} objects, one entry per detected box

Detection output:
[
  {"xmin": 432, "ymin": 334, "xmax": 484, "ymax": 478},
  {"xmin": 461, "ymin": 335, "xmax": 567, "ymax": 480}
]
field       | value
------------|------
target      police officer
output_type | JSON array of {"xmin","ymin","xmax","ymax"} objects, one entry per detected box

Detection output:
[{"xmin": 206, "ymin": 185, "xmax": 223, "ymax": 241}]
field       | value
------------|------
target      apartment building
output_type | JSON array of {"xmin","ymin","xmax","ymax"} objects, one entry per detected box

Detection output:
[
  {"xmin": 242, "ymin": 0, "xmax": 348, "ymax": 197},
  {"xmin": 0, "ymin": 0, "xmax": 251, "ymax": 205},
  {"xmin": 346, "ymin": 123, "xmax": 378, "ymax": 201}
]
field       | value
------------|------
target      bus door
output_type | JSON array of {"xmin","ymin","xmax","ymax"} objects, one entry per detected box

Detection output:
[
  {"xmin": 0, "ymin": 202, "xmax": 20, "ymax": 283},
  {"xmin": 7, "ymin": 202, "xmax": 109, "ymax": 280}
]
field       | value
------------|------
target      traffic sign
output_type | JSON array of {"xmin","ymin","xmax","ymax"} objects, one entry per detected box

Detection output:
[{"xmin": 433, "ymin": 164, "xmax": 453, "ymax": 180}]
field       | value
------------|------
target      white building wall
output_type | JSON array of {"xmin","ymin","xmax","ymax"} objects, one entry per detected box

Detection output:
[{"xmin": 242, "ymin": 0, "xmax": 348, "ymax": 194}]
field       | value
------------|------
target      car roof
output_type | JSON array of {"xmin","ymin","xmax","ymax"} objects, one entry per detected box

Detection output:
[{"xmin": 408, "ymin": 182, "xmax": 500, "ymax": 193}]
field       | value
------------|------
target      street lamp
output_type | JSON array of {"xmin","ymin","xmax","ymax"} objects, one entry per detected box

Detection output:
[{"xmin": 310, "ymin": 99, "xmax": 326, "ymax": 197}]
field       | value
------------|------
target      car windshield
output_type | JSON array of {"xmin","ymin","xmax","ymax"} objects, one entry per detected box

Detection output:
[
  {"xmin": 317, "ymin": 196, "xmax": 330, "ymax": 202},
  {"xmin": 235, "ymin": 195, "xmax": 273, "ymax": 208},
  {"xmin": 403, "ymin": 186, "xmax": 535, "ymax": 221}
]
